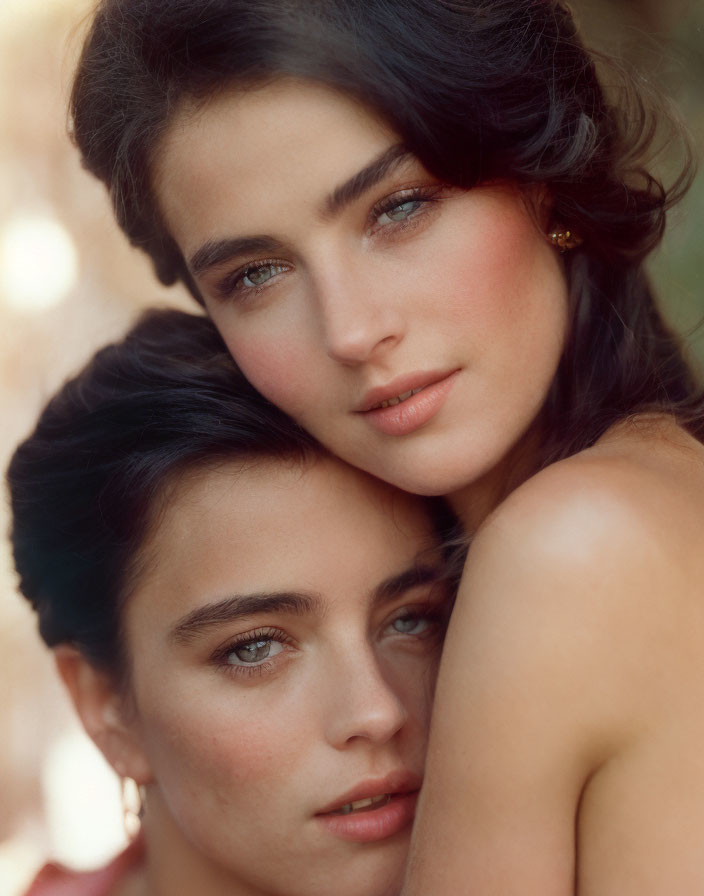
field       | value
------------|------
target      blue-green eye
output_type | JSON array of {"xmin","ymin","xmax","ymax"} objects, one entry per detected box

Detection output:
[
  {"xmin": 241, "ymin": 262, "xmax": 289, "ymax": 288},
  {"xmin": 391, "ymin": 613, "xmax": 431, "ymax": 636},
  {"xmin": 227, "ymin": 637, "xmax": 284, "ymax": 666},
  {"xmin": 376, "ymin": 199, "xmax": 424, "ymax": 225}
]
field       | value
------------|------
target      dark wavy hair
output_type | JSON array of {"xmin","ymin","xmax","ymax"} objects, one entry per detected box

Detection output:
[
  {"xmin": 7, "ymin": 310, "xmax": 317, "ymax": 680},
  {"xmin": 70, "ymin": 0, "xmax": 703, "ymax": 462}
]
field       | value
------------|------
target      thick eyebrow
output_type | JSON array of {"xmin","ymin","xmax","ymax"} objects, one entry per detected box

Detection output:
[
  {"xmin": 189, "ymin": 235, "xmax": 286, "ymax": 278},
  {"xmin": 186, "ymin": 143, "xmax": 414, "ymax": 278},
  {"xmin": 170, "ymin": 562, "xmax": 446, "ymax": 646},
  {"xmin": 373, "ymin": 562, "xmax": 448, "ymax": 606},
  {"xmin": 323, "ymin": 143, "xmax": 414, "ymax": 218},
  {"xmin": 170, "ymin": 591, "xmax": 321, "ymax": 645}
]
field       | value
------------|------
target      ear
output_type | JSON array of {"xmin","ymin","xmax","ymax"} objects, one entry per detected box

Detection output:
[
  {"xmin": 526, "ymin": 183, "xmax": 553, "ymax": 231},
  {"xmin": 54, "ymin": 646, "xmax": 153, "ymax": 786}
]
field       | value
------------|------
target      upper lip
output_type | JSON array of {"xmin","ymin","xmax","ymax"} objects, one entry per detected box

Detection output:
[
  {"xmin": 356, "ymin": 369, "xmax": 458, "ymax": 413},
  {"xmin": 316, "ymin": 770, "xmax": 423, "ymax": 816}
]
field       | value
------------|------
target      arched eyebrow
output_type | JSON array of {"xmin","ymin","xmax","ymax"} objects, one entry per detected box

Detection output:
[
  {"xmin": 322, "ymin": 143, "xmax": 413, "ymax": 218},
  {"xmin": 186, "ymin": 143, "xmax": 414, "ymax": 278},
  {"xmin": 190, "ymin": 236, "xmax": 286, "ymax": 278}
]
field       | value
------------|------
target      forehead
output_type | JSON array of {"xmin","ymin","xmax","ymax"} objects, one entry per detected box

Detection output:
[
  {"xmin": 133, "ymin": 455, "xmax": 438, "ymax": 622},
  {"xmin": 153, "ymin": 78, "xmax": 398, "ymax": 252}
]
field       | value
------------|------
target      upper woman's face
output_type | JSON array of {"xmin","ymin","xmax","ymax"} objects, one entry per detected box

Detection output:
[
  {"xmin": 120, "ymin": 455, "xmax": 449, "ymax": 896},
  {"xmin": 155, "ymin": 79, "xmax": 569, "ymax": 503}
]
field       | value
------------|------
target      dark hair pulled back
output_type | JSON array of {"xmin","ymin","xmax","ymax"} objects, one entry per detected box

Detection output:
[
  {"xmin": 7, "ymin": 310, "xmax": 316, "ymax": 679},
  {"xmin": 70, "ymin": 0, "xmax": 703, "ymax": 460}
]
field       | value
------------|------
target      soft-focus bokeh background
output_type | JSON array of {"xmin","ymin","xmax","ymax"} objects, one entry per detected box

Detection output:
[{"xmin": 0, "ymin": 0, "xmax": 702, "ymax": 892}]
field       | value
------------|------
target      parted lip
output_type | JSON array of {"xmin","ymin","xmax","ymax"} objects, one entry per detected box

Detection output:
[
  {"xmin": 356, "ymin": 369, "xmax": 459, "ymax": 413},
  {"xmin": 316, "ymin": 770, "xmax": 423, "ymax": 816}
]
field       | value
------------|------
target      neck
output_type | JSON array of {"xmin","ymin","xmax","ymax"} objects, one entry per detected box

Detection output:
[
  {"xmin": 137, "ymin": 793, "xmax": 258, "ymax": 896},
  {"xmin": 448, "ymin": 421, "xmax": 545, "ymax": 533}
]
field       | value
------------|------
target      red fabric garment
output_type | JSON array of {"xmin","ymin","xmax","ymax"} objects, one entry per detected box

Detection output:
[{"xmin": 24, "ymin": 839, "xmax": 143, "ymax": 896}]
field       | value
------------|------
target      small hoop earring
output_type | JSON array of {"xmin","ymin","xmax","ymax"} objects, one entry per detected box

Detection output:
[
  {"xmin": 121, "ymin": 777, "xmax": 145, "ymax": 841},
  {"xmin": 548, "ymin": 229, "xmax": 582, "ymax": 252}
]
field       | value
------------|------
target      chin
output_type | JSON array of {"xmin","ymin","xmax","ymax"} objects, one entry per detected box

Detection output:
[
  {"xmin": 370, "ymin": 452, "xmax": 494, "ymax": 500},
  {"xmin": 324, "ymin": 851, "xmax": 406, "ymax": 896}
]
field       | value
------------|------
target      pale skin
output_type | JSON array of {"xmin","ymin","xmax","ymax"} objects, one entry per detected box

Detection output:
[{"xmin": 151, "ymin": 79, "xmax": 704, "ymax": 893}]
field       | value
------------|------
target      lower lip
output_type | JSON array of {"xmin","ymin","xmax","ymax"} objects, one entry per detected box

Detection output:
[
  {"xmin": 360, "ymin": 371, "xmax": 460, "ymax": 437},
  {"xmin": 315, "ymin": 792, "xmax": 418, "ymax": 843}
]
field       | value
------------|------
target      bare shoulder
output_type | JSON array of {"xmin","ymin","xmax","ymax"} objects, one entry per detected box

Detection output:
[
  {"xmin": 405, "ymin": 420, "xmax": 704, "ymax": 895},
  {"xmin": 446, "ymin": 417, "xmax": 704, "ymax": 746},
  {"xmin": 470, "ymin": 416, "xmax": 704, "ymax": 613}
]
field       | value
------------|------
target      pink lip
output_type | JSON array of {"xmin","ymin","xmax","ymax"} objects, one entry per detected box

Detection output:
[
  {"xmin": 315, "ymin": 771, "xmax": 422, "ymax": 844},
  {"xmin": 357, "ymin": 369, "xmax": 460, "ymax": 438},
  {"xmin": 317, "ymin": 770, "xmax": 422, "ymax": 815},
  {"xmin": 316, "ymin": 792, "xmax": 419, "ymax": 843},
  {"xmin": 356, "ymin": 370, "xmax": 458, "ymax": 414}
]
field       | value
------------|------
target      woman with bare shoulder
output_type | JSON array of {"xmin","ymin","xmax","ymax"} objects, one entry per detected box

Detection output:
[{"xmin": 67, "ymin": 2, "xmax": 704, "ymax": 892}]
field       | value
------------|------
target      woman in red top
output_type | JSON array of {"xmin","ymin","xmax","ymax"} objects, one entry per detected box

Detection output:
[{"xmin": 25, "ymin": 839, "xmax": 143, "ymax": 896}]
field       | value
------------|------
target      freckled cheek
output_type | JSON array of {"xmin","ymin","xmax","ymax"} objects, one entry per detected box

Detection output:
[{"xmin": 142, "ymin": 693, "xmax": 309, "ymax": 798}]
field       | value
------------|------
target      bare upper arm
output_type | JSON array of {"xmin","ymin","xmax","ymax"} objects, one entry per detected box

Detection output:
[{"xmin": 402, "ymin": 461, "xmax": 679, "ymax": 895}]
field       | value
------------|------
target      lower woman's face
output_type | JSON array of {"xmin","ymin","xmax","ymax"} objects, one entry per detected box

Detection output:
[
  {"xmin": 155, "ymin": 80, "xmax": 569, "ymax": 501},
  {"xmin": 122, "ymin": 456, "xmax": 449, "ymax": 896}
]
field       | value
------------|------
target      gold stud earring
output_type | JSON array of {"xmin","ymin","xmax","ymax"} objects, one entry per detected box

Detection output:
[{"xmin": 548, "ymin": 229, "xmax": 582, "ymax": 252}]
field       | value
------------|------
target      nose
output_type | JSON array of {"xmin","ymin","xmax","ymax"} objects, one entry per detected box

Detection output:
[
  {"xmin": 313, "ymin": 259, "xmax": 405, "ymax": 366},
  {"xmin": 323, "ymin": 644, "xmax": 409, "ymax": 749}
]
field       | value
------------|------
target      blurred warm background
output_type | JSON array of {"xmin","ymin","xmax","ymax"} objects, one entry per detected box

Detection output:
[{"xmin": 0, "ymin": 0, "xmax": 702, "ymax": 892}]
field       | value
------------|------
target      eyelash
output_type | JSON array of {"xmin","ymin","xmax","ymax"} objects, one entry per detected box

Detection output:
[
  {"xmin": 368, "ymin": 185, "xmax": 443, "ymax": 235},
  {"xmin": 384, "ymin": 600, "xmax": 451, "ymax": 643},
  {"xmin": 211, "ymin": 599, "xmax": 450, "ymax": 682},
  {"xmin": 215, "ymin": 259, "xmax": 290, "ymax": 302},
  {"xmin": 212, "ymin": 626, "xmax": 294, "ymax": 681},
  {"xmin": 213, "ymin": 185, "xmax": 444, "ymax": 301}
]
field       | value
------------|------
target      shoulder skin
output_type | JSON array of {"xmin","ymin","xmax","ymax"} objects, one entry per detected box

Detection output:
[{"xmin": 403, "ymin": 420, "xmax": 704, "ymax": 896}]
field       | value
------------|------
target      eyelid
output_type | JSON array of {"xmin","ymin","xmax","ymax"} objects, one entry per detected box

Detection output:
[
  {"xmin": 210, "ymin": 626, "xmax": 295, "ymax": 679},
  {"xmin": 380, "ymin": 602, "xmax": 449, "ymax": 644},
  {"xmin": 371, "ymin": 184, "xmax": 440, "ymax": 214},
  {"xmin": 367, "ymin": 184, "xmax": 446, "ymax": 235},
  {"xmin": 214, "ymin": 257, "xmax": 293, "ymax": 302},
  {"xmin": 209, "ymin": 182, "xmax": 448, "ymax": 301},
  {"xmin": 381, "ymin": 584, "xmax": 454, "ymax": 629}
]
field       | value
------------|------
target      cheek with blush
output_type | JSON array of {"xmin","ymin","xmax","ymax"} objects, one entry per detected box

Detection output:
[{"xmin": 218, "ymin": 324, "xmax": 318, "ymax": 420}]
